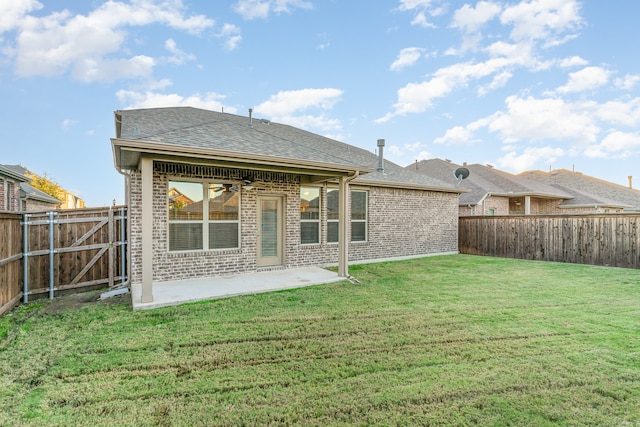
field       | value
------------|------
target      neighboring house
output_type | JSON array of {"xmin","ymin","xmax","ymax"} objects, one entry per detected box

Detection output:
[
  {"xmin": 410, "ymin": 159, "xmax": 578, "ymax": 216},
  {"xmin": 111, "ymin": 107, "xmax": 464, "ymax": 303},
  {"xmin": 411, "ymin": 159, "xmax": 634, "ymax": 216},
  {"xmin": 1, "ymin": 164, "xmax": 84, "ymax": 210},
  {"xmin": 0, "ymin": 164, "xmax": 61, "ymax": 212},
  {"xmin": 520, "ymin": 169, "xmax": 640, "ymax": 213}
]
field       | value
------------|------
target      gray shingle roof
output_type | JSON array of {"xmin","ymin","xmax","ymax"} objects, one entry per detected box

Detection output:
[
  {"xmin": 520, "ymin": 169, "xmax": 640, "ymax": 210},
  {"xmin": 409, "ymin": 159, "xmax": 571, "ymax": 205},
  {"xmin": 19, "ymin": 182, "xmax": 62, "ymax": 205},
  {"xmin": 115, "ymin": 107, "xmax": 459, "ymax": 192}
]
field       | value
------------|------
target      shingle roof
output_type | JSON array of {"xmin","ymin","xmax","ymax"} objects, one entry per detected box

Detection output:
[
  {"xmin": 0, "ymin": 164, "xmax": 29, "ymax": 182},
  {"xmin": 520, "ymin": 169, "xmax": 640, "ymax": 210},
  {"xmin": 409, "ymin": 159, "xmax": 571, "ymax": 205},
  {"xmin": 115, "ymin": 107, "xmax": 460, "ymax": 193},
  {"xmin": 19, "ymin": 182, "xmax": 62, "ymax": 205}
]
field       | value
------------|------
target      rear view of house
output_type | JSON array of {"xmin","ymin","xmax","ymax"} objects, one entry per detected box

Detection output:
[{"xmin": 111, "ymin": 107, "xmax": 463, "ymax": 303}]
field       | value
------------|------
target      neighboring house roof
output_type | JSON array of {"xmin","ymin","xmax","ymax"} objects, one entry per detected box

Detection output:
[
  {"xmin": 409, "ymin": 159, "xmax": 571, "ymax": 205},
  {"xmin": 1, "ymin": 164, "xmax": 69, "ymax": 208},
  {"xmin": 0, "ymin": 164, "xmax": 29, "ymax": 182},
  {"xmin": 113, "ymin": 107, "xmax": 462, "ymax": 194},
  {"xmin": 19, "ymin": 182, "xmax": 62, "ymax": 205},
  {"xmin": 520, "ymin": 169, "xmax": 640, "ymax": 210}
]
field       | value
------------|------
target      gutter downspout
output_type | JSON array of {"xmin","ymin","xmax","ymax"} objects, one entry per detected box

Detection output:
[
  {"xmin": 112, "ymin": 163, "xmax": 132, "ymax": 291},
  {"xmin": 338, "ymin": 171, "xmax": 360, "ymax": 278}
]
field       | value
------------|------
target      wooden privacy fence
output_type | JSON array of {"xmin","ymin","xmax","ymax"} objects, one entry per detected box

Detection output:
[
  {"xmin": 0, "ymin": 206, "xmax": 127, "ymax": 316},
  {"xmin": 459, "ymin": 214, "xmax": 640, "ymax": 269}
]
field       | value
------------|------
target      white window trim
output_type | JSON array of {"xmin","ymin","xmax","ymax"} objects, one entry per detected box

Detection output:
[{"xmin": 167, "ymin": 179, "xmax": 241, "ymax": 253}]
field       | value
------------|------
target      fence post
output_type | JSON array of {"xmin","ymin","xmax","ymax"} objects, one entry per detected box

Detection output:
[
  {"xmin": 108, "ymin": 208, "xmax": 114, "ymax": 288},
  {"xmin": 23, "ymin": 213, "xmax": 29, "ymax": 303},
  {"xmin": 49, "ymin": 211, "xmax": 55, "ymax": 300}
]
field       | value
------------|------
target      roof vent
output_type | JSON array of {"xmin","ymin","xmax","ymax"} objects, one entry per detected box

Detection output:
[
  {"xmin": 377, "ymin": 139, "xmax": 385, "ymax": 173},
  {"xmin": 249, "ymin": 108, "xmax": 253, "ymax": 127}
]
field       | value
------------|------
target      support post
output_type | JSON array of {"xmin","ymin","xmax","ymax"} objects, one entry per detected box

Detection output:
[
  {"xmin": 338, "ymin": 176, "xmax": 349, "ymax": 277},
  {"xmin": 525, "ymin": 196, "xmax": 531, "ymax": 215},
  {"xmin": 141, "ymin": 156, "xmax": 154, "ymax": 303}
]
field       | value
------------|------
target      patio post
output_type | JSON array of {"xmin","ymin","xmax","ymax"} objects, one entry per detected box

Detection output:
[
  {"xmin": 338, "ymin": 175, "xmax": 349, "ymax": 277},
  {"xmin": 141, "ymin": 155, "xmax": 154, "ymax": 303}
]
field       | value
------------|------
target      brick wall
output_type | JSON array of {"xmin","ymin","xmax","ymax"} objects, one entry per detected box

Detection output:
[
  {"xmin": 0, "ymin": 179, "xmax": 20, "ymax": 212},
  {"xmin": 128, "ymin": 162, "xmax": 460, "ymax": 284}
]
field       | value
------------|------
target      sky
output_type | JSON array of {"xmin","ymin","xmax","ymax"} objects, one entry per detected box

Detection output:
[{"xmin": 1, "ymin": 0, "xmax": 639, "ymax": 207}]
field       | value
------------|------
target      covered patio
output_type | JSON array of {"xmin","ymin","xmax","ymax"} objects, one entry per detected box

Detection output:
[{"xmin": 130, "ymin": 266, "xmax": 344, "ymax": 310}]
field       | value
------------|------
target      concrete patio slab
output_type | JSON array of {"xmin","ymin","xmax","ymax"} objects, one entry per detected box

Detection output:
[{"xmin": 131, "ymin": 266, "xmax": 344, "ymax": 310}]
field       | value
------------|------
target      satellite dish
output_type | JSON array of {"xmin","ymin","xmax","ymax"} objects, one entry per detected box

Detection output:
[{"xmin": 453, "ymin": 167, "xmax": 470, "ymax": 187}]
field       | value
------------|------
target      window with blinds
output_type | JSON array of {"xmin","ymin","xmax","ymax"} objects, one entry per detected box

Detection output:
[
  {"xmin": 168, "ymin": 181, "xmax": 240, "ymax": 251},
  {"xmin": 300, "ymin": 187, "xmax": 320, "ymax": 244},
  {"xmin": 326, "ymin": 189, "xmax": 367, "ymax": 243}
]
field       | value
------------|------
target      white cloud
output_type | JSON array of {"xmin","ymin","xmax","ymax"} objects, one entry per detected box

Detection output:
[
  {"xmin": 116, "ymin": 90, "xmax": 235, "ymax": 112},
  {"xmin": 451, "ymin": 1, "xmax": 501, "ymax": 33},
  {"xmin": 61, "ymin": 118, "xmax": 77, "ymax": 131},
  {"xmin": 615, "ymin": 74, "xmax": 640, "ymax": 91},
  {"xmin": 500, "ymin": 0, "xmax": 583, "ymax": 46},
  {"xmin": 397, "ymin": 0, "xmax": 443, "ymax": 28},
  {"xmin": 164, "ymin": 38, "xmax": 195, "ymax": 64},
  {"xmin": 233, "ymin": 0, "xmax": 312, "ymax": 20},
  {"xmin": 0, "ymin": 0, "xmax": 42, "ymax": 33},
  {"xmin": 593, "ymin": 98, "xmax": 640, "ymax": 127},
  {"xmin": 390, "ymin": 47, "xmax": 424, "ymax": 71},
  {"xmin": 487, "ymin": 95, "xmax": 599, "ymax": 143},
  {"xmin": 559, "ymin": 55, "xmax": 588, "ymax": 68},
  {"xmin": 416, "ymin": 150, "xmax": 432, "ymax": 161},
  {"xmin": 217, "ymin": 23, "xmax": 242, "ymax": 51},
  {"xmin": 434, "ymin": 126, "xmax": 473, "ymax": 145},
  {"xmin": 478, "ymin": 70, "xmax": 512, "ymax": 96},
  {"xmin": 404, "ymin": 141, "xmax": 425, "ymax": 151},
  {"xmin": 254, "ymin": 88, "xmax": 344, "ymax": 131},
  {"xmin": 557, "ymin": 66, "xmax": 610, "ymax": 94},
  {"xmin": 8, "ymin": 0, "xmax": 214, "ymax": 82},
  {"xmin": 497, "ymin": 146, "xmax": 564, "ymax": 172},
  {"xmin": 585, "ymin": 131, "xmax": 640, "ymax": 159}
]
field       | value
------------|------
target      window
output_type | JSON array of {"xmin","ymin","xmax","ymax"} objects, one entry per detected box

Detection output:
[
  {"xmin": 350, "ymin": 190, "xmax": 367, "ymax": 242},
  {"xmin": 6, "ymin": 181, "xmax": 13, "ymax": 211},
  {"xmin": 327, "ymin": 189, "xmax": 339, "ymax": 243},
  {"xmin": 168, "ymin": 181, "xmax": 240, "ymax": 252},
  {"xmin": 300, "ymin": 187, "xmax": 320, "ymax": 244},
  {"xmin": 326, "ymin": 189, "xmax": 367, "ymax": 243}
]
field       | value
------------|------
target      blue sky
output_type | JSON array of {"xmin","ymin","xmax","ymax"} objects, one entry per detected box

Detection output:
[{"xmin": 1, "ymin": 0, "xmax": 639, "ymax": 206}]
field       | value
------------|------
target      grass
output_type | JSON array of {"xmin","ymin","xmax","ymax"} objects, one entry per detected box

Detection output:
[{"xmin": 1, "ymin": 254, "xmax": 639, "ymax": 426}]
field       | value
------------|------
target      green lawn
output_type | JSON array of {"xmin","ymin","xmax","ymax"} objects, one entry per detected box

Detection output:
[{"xmin": 1, "ymin": 255, "xmax": 639, "ymax": 426}]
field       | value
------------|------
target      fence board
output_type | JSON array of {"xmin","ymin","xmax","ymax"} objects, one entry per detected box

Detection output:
[
  {"xmin": 0, "ymin": 213, "xmax": 23, "ymax": 315},
  {"xmin": 459, "ymin": 214, "xmax": 640, "ymax": 269},
  {"xmin": 0, "ymin": 206, "xmax": 127, "ymax": 312}
]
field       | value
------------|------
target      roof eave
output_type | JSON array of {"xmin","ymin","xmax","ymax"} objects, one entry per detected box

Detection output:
[
  {"xmin": 0, "ymin": 165, "xmax": 29, "ymax": 182},
  {"xmin": 112, "ymin": 138, "xmax": 375, "ymax": 176},
  {"xmin": 353, "ymin": 178, "xmax": 467, "ymax": 194}
]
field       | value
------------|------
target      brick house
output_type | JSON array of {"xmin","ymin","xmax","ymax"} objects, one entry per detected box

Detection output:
[
  {"xmin": 111, "ymin": 107, "xmax": 463, "ymax": 303},
  {"xmin": 410, "ymin": 159, "xmax": 630, "ymax": 216},
  {"xmin": 0, "ymin": 164, "xmax": 61, "ymax": 212}
]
